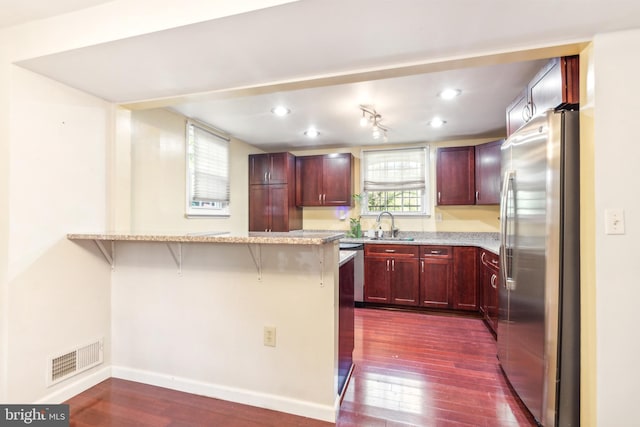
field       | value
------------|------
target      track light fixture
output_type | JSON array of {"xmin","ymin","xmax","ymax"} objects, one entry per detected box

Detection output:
[{"xmin": 359, "ymin": 105, "xmax": 388, "ymax": 140}]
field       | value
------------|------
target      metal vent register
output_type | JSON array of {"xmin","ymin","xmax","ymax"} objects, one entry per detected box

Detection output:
[{"xmin": 48, "ymin": 339, "xmax": 103, "ymax": 386}]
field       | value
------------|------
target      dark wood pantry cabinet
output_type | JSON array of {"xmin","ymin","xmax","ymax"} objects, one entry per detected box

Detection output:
[
  {"xmin": 295, "ymin": 153, "xmax": 353, "ymax": 206},
  {"xmin": 248, "ymin": 152, "xmax": 302, "ymax": 232}
]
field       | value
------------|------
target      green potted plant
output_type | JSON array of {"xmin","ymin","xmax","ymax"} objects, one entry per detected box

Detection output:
[{"xmin": 347, "ymin": 194, "xmax": 363, "ymax": 238}]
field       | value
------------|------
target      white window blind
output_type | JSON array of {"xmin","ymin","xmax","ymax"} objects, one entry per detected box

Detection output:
[
  {"xmin": 361, "ymin": 146, "xmax": 430, "ymax": 215},
  {"xmin": 186, "ymin": 120, "xmax": 230, "ymax": 217},
  {"xmin": 363, "ymin": 147, "xmax": 427, "ymax": 191}
]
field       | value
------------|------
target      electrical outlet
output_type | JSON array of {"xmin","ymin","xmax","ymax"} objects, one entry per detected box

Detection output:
[{"xmin": 263, "ymin": 326, "xmax": 276, "ymax": 347}]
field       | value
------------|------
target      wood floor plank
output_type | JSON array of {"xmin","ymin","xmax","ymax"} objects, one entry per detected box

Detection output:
[{"xmin": 65, "ymin": 308, "xmax": 537, "ymax": 426}]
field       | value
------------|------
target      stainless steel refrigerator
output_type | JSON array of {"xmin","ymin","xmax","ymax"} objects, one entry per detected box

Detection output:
[{"xmin": 499, "ymin": 109, "xmax": 580, "ymax": 426}]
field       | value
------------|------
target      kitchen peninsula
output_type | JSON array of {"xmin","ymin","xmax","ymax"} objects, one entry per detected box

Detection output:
[{"xmin": 67, "ymin": 231, "xmax": 346, "ymax": 422}]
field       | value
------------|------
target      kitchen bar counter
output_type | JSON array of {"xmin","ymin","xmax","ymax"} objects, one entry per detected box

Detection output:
[{"xmin": 67, "ymin": 230, "xmax": 344, "ymax": 245}]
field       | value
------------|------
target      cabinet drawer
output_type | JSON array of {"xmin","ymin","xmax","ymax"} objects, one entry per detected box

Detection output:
[
  {"xmin": 365, "ymin": 244, "xmax": 419, "ymax": 257},
  {"xmin": 420, "ymin": 246, "xmax": 452, "ymax": 259},
  {"xmin": 480, "ymin": 250, "xmax": 499, "ymax": 270}
]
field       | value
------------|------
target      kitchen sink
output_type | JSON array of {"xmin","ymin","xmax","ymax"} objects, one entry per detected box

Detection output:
[{"xmin": 367, "ymin": 237, "xmax": 415, "ymax": 241}]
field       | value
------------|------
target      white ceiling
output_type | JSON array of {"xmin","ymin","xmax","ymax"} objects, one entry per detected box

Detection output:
[
  {"xmin": 12, "ymin": 0, "xmax": 640, "ymax": 150},
  {"xmin": 0, "ymin": 0, "xmax": 114, "ymax": 29}
]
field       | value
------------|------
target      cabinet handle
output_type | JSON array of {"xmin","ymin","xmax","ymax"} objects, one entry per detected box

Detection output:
[
  {"xmin": 264, "ymin": 172, "xmax": 268, "ymax": 182},
  {"xmin": 491, "ymin": 274, "xmax": 498, "ymax": 289},
  {"xmin": 476, "ymin": 191, "xmax": 479, "ymax": 202},
  {"xmin": 386, "ymin": 259, "xmax": 390, "ymax": 272},
  {"xmin": 421, "ymin": 260, "xmax": 424, "ymax": 273},
  {"xmin": 323, "ymin": 194, "xmax": 326, "ymax": 203},
  {"xmin": 481, "ymin": 252, "xmax": 487, "ymax": 266},
  {"xmin": 438, "ymin": 192, "xmax": 441, "ymax": 203},
  {"xmin": 268, "ymin": 172, "xmax": 271, "ymax": 181},
  {"xmin": 318, "ymin": 194, "xmax": 322, "ymax": 202},
  {"xmin": 430, "ymin": 250, "xmax": 441, "ymax": 254},
  {"xmin": 392, "ymin": 259, "xmax": 395, "ymax": 271},
  {"xmin": 384, "ymin": 249, "xmax": 396, "ymax": 253}
]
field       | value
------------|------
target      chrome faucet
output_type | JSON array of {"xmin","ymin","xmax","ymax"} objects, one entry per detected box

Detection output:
[{"xmin": 376, "ymin": 211, "xmax": 399, "ymax": 238}]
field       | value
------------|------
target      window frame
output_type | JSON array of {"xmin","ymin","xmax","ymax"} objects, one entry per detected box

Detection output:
[
  {"xmin": 360, "ymin": 146, "xmax": 431, "ymax": 217},
  {"xmin": 185, "ymin": 119, "xmax": 231, "ymax": 218}
]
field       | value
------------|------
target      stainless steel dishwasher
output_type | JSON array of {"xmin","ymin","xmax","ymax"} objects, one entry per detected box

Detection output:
[{"xmin": 339, "ymin": 242, "xmax": 364, "ymax": 306}]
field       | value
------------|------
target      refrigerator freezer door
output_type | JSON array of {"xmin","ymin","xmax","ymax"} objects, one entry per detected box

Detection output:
[{"xmin": 498, "ymin": 111, "xmax": 562, "ymax": 424}]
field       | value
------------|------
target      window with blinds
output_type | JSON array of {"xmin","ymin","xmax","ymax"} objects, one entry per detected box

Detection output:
[
  {"xmin": 361, "ymin": 146, "xmax": 430, "ymax": 215},
  {"xmin": 185, "ymin": 120, "xmax": 230, "ymax": 217}
]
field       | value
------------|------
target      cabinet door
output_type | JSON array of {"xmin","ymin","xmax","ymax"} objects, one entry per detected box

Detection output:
[
  {"xmin": 268, "ymin": 184, "xmax": 289, "ymax": 232},
  {"xmin": 436, "ymin": 146, "xmax": 475, "ymax": 205},
  {"xmin": 249, "ymin": 153, "xmax": 292, "ymax": 185},
  {"xmin": 295, "ymin": 156, "xmax": 323, "ymax": 206},
  {"xmin": 475, "ymin": 140, "xmax": 503, "ymax": 205},
  {"xmin": 530, "ymin": 58, "xmax": 564, "ymax": 118},
  {"xmin": 249, "ymin": 154, "xmax": 271, "ymax": 185},
  {"xmin": 248, "ymin": 185, "xmax": 271, "ymax": 231},
  {"xmin": 420, "ymin": 258, "xmax": 452, "ymax": 308},
  {"xmin": 452, "ymin": 247, "xmax": 479, "ymax": 311},
  {"xmin": 506, "ymin": 88, "xmax": 528, "ymax": 137},
  {"xmin": 364, "ymin": 257, "xmax": 390, "ymax": 303},
  {"xmin": 266, "ymin": 153, "xmax": 290, "ymax": 184},
  {"xmin": 322, "ymin": 154, "xmax": 353, "ymax": 206},
  {"xmin": 390, "ymin": 258, "xmax": 419, "ymax": 306}
]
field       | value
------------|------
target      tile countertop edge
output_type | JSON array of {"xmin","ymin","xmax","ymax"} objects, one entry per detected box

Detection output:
[{"xmin": 67, "ymin": 232, "xmax": 345, "ymax": 245}]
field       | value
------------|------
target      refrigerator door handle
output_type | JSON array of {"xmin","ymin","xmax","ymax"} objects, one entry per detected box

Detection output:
[{"xmin": 500, "ymin": 170, "xmax": 515, "ymax": 287}]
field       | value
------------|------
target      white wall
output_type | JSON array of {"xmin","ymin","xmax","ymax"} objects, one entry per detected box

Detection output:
[
  {"xmin": 592, "ymin": 29, "xmax": 640, "ymax": 425},
  {"xmin": 126, "ymin": 108, "xmax": 261, "ymax": 234},
  {"xmin": 3, "ymin": 66, "xmax": 112, "ymax": 402},
  {"xmin": 110, "ymin": 241, "xmax": 340, "ymax": 421}
]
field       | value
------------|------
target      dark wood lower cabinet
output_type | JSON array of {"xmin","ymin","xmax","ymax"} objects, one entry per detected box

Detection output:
[
  {"xmin": 420, "ymin": 246, "xmax": 453, "ymax": 308},
  {"xmin": 364, "ymin": 245, "xmax": 419, "ymax": 306},
  {"xmin": 480, "ymin": 250, "xmax": 500, "ymax": 334},
  {"xmin": 364, "ymin": 244, "xmax": 491, "ymax": 317},
  {"xmin": 338, "ymin": 258, "xmax": 354, "ymax": 395},
  {"xmin": 452, "ymin": 247, "xmax": 479, "ymax": 311},
  {"xmin": 390, "ymin": 258, "xmax": 419, "ymax": 306}
]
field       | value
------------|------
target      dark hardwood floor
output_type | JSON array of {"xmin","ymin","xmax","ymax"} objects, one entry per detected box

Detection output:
[{"xmin": 65, "ymin": 308, "xmax": 536, "ymax": 426}]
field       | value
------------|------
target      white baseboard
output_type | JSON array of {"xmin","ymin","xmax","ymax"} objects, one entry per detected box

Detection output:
[
  {"xmin": 35, "ymin": 366, "xmax": 111, "ymax": 404},
  {"xmin": 111, "ymin": 365, "xmax": 337, "ymax": 423}
]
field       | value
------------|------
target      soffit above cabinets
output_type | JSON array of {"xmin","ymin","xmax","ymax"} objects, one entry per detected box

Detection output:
[{"xmin": 13, "ymin": 0, "xmax": 640, "ymax": 149}]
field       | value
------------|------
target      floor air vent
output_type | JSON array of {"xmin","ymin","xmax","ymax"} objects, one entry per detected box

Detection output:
[{"xmin": 48, "ymin": 339, "xmax": 103, "ymax": 386}]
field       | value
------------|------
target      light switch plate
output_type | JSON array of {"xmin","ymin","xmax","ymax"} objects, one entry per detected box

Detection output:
[{"xmin": 605, "ymin": 208, "xmax": 625, "ymax": 235}]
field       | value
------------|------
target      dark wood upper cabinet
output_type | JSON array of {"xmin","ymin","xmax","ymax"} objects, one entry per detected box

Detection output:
[
  {"xmin": 506, "ymin": 55, "xmax": 579, "ymax": 137},
  {"xmin": 475, "ymin": 139, "xmax": 503, "ymax": 205},
  {"xmin": 248, "ymin": 152, "xmax": 301, "ymax": 232},
  {"xmin": 437, "ymin": 141, "xmax": 502, "ymax": 206},
  {"xmin": 249, "ymin": 152, "xmax": 291, "ymax": 185},
  {"xmin": 296, "ymin": 153, "xmax": 353, "ymax": 206},
  {"xmin": 436, "ymin": 146, "xmax": 476, "ymax": 205}
]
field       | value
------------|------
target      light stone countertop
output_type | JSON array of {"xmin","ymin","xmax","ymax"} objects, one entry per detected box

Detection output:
[
  {"xmin": 340, "ymin": 231, "xmax": 500, "ymax": 254},
  {"xmin": 67, "ymin": 230, "xmax": 344, "ymax": 245},
  {"xmin": 339, "ymin": 250, "xmax": 356, "ymax": 267}
]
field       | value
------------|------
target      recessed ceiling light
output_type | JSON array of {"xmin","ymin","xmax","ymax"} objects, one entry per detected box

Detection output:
[
  {"xmin": 271, "ymin": 106, "xmax": 290, "ymax": 116},
  {"xmin": 438, "ymin": 89, "xmax": 461, "ymax": 100},
  {"xmin": 304, "ymin": 128, "xmax": 320, "ymax": 138},
  {"xmin": 428, "ymin": 118, "xmax": 446, "ymax": 128}
]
